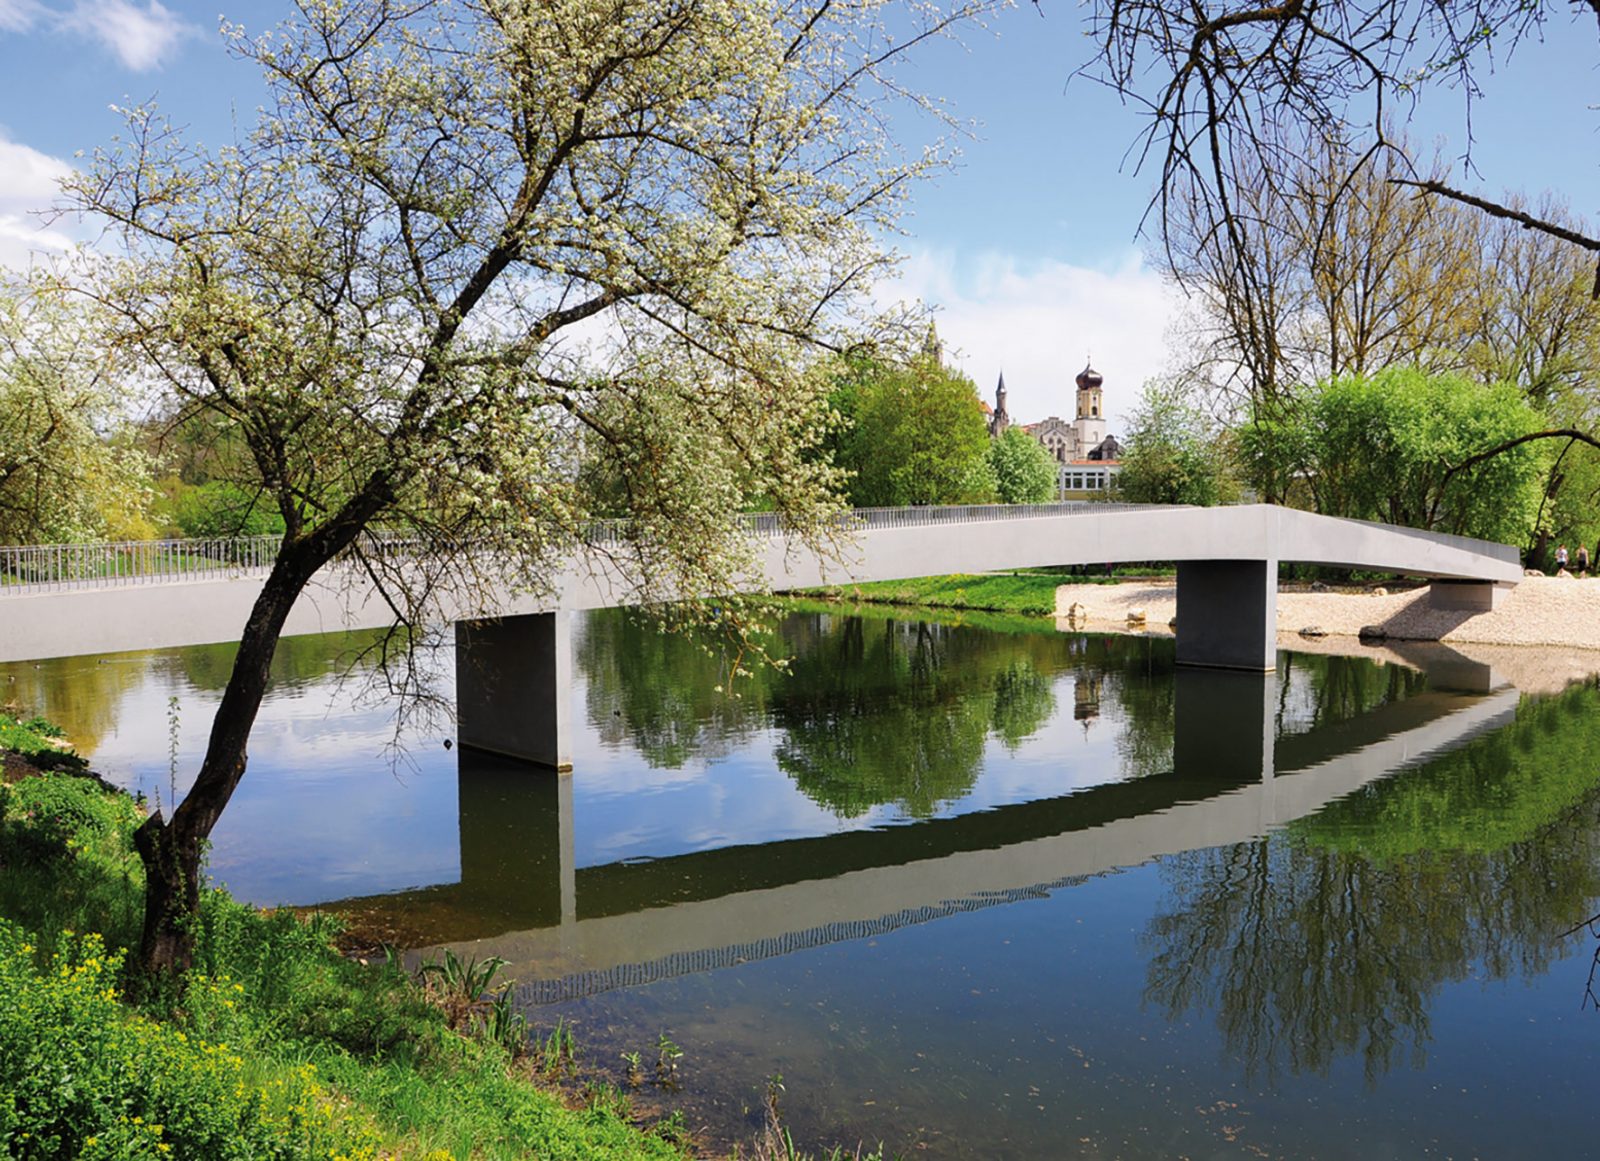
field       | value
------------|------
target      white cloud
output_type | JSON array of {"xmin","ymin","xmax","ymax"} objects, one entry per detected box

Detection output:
[
  {"xmin": 880, "ymin": 248, "xmax": 1183, "ymax": 435},
  {"xmin": 0, "ymin": 0, "xmax": 47, "ymax": 31},
  {"xmin": 62, "ymin": 0, "xmax": 193, "ymax": 71},
  {"xmin": 0, "ymin": 135, "xmax": 77, "ymax": 269}
]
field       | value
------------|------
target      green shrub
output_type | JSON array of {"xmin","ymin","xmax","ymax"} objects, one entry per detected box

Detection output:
[
  {"xmin": 170, "ymin": 481, "xmax": 287, "ymax": 539},
  {"xmin": 189, "ymin": 889, "xmax": 442, "ymax": 1060}
]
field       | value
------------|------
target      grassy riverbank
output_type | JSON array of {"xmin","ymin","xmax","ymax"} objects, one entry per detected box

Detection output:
[
  {"xmin": 0, "ymin": 715, "xmax": 874, "ymax": 1160},
  {"xmin": 804, "ymin": 568, "xmax": 1166, "ymax": 618}
]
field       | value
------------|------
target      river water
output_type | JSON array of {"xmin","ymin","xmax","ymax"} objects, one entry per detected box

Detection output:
[{"xmin": 6, "ymin": 605, "xmax": 1598, "ymax": 1158}]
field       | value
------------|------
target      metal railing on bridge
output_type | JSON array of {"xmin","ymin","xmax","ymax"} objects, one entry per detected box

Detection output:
[
  {"xmin": 0, "ymin": 536, "xmax": 285, "ymax": 594},
  {"xmin": 0, "ymin": 502, "xmax": 1157, "ymax": 596}
]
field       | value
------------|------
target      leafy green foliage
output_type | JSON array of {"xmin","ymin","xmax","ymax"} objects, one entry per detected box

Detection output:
[
  {"xmin": 1240, "ymin": 367, "xmax": 1548, "ymax": 543},
  {"xmin": 0, "ymin": 770, "xmax": 145, "ymax": 964},
  {"xmin": 0, "ymin": 921, "xmax": 385, "ymax": 1159},
  {"xmin": 168, "ymin": 481, "xmax": 287, "ymax": 539},
  {"xmin": 828, "ymin": 355, "xmax": 997, "ymax": 507},
  {"xmin": 1115, "ymin": 379, "xmax": 1238, "ymax": 506},
  {"xmin": 987, "ymin": 426, "xmax": 1058, "ymax": 504}
]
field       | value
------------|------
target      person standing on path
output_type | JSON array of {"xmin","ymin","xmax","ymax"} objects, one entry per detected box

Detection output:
[
  {"xmin": 1556, "ymin": 544, "xmax": 1569, "ymax": 574},
  {"xmin": 1578, "ymin": 545, "xmax": 1590, "ymax": 576}
]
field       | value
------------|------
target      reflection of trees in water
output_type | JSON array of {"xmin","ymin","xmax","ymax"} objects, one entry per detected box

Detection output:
[
  {"xmin": 1143, "ymin": 681, "xmax": 1600, "ymax": 1083},
  {"xmin": 1117, "ymin": 650, "xmax": 1433, "ymax": 785},
  {"xmin": 1, "ymin": 654, "xmax": 149, "ymax": 757},
  {"xmin": 2, "ymin": 629, "xmax": 412, "ymax": 757},
  {"xmin": 577, "ymin": 607, "xmax": 1446, "ymax": 826},
  {"xmin": 775, "ymin": 619, "xmax": 991, "ymax": 817},
  {"xmin": 578, "ymin": 609, "xmax": 779, "ymax": 768},
  {"xmin": 1276, "ymin": 651, "xmax": 1432, "ymax": 737},
  {"xmin": 1105, "ymin": 637, "xmax": 1176, "ymax": 780},
  {"xmin": 991, "ymin": 660, "xmax": 1055, "ymax": 750},
  {"xmin": 772, "ymin": 618, "xmax": 1176, "ymax": 818},
  {"xmin": 155, "ymin": 630, "xmax": 401, "ymax": 697}
]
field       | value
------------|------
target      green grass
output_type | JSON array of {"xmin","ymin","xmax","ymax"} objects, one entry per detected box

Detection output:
[
  {"xmin": 805, "ymin": 572, "xmax": 1064, "ymax": 616},
  {"xmin": 0, "ymin": 713, "xmax": 88, "ymax": 773},
  {"xmin": 0, "ymin": 728, "xmax": 887, "ymax": 1160},
  {"xmin": 801, "ymin": 568, "xmax": 1176, "ymax": 619}
]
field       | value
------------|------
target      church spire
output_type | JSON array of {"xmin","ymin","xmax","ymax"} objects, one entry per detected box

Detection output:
[{"xmin": 990, "ymin": 371, "xmax": 1011, "ymax": 437}]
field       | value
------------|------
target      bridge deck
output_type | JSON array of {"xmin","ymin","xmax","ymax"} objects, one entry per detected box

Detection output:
[{"xmin": 0, "ymin": 504, "xmax": 1520, "ymax": 664}]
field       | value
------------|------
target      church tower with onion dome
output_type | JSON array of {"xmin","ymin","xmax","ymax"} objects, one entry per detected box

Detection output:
[{"xmin": 1074, "ymin": 361, "xmax": 1106, "ymax": 453}]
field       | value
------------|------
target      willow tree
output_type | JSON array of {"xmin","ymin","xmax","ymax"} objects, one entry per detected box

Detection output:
[{"xmin": 63, "ymin": 0, "xmax": 979, "ymax": 976}]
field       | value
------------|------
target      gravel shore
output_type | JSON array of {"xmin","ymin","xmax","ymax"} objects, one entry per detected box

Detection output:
[{"xmin": 1053, "ymin": 575, "xmax": 1600, "ymax": 693}]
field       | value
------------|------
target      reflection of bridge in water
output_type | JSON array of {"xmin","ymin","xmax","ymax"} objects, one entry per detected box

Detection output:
[{"xmin": 331, "ymin": 653, "xmax": 1521, "ymax": 1003}]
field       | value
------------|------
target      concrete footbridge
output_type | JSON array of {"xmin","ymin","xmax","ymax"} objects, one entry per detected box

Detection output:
[{"xmin": 0, "ymin": 503, "xmax": 1522, "ymax": 765}]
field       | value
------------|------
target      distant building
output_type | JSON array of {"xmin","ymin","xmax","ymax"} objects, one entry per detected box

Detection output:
[
  {"xmin": 992, "ymin": 362, "xmax": 1122, "ymax": 497},
  {"xmin": 988, "ymin": 373, "xmax": 1011, "ymax": 437}
]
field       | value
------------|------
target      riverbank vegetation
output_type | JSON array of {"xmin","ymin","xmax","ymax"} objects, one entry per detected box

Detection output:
[
  {"xmin": 0, "ymin": 723, "xmax": 882, "ymax": 1159},
  {"xmin": 803, "ymin": 568, "xmax": 1170, "ymax": 618}
]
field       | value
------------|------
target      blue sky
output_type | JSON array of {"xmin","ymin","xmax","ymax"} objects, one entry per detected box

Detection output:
[{"xmin": 0, "ymin": 0, "xmax": 1593, "ymax": 431}]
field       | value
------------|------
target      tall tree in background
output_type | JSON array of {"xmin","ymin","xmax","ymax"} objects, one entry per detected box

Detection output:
[
  {"xmin": 989, "ymin": 425, "xmax": 1058, "ymax": 504},
  {"xmin": 62, "ymin": 0, "xmax": 983, "ymax": 977},
  {"xmin": 830, "ymin": 355, "xmax": 997, "ymax": 507},
  {"xmin": 1162, "ymin": 132, "xmax": 1600, "ymax": 417},
  {"xmin": 1238, "ymin": 367, "xmax": 1547, "ymax": 544},
  {"xmin": 1115, "ymin": 379, "xmax": 1237, "ymax": 506}
]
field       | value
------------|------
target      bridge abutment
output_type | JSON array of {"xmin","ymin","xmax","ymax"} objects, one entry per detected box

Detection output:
[
  {"xmin": 455, "ymin": 612, "xmax": 573, "ymax": 770},
  {"xmin": 1174, "ymin": 559, "xmax": 1279, "ymax": 671},
  {"xmin": 1427, "ymin": 579, "xmax": 1512, "ymax": 612}
]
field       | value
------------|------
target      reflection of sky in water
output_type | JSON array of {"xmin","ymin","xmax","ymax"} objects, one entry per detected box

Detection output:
[
  {"xmin": 8, "ymin": 615, "xmax": 1156, "ymax": 906},
  {"xmin": 14, "ymin": 618, "xmax": 1414, "ymax": 910},
  {"xmin": 54, "ymin": 648, "xmax": 463, "ymax": 905}
]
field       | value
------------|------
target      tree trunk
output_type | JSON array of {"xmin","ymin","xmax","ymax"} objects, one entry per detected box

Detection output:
[
  {"xmin": 130, "ymin": 476, "xmax": 397, "ymax": 981},
  {"xmin": 132, "ymin": 556, "xmax": 312, "ymax": 980}
]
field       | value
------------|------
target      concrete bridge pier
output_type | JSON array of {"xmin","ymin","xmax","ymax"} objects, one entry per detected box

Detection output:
[
  {"xmin": 1174, "ymin": 558, "xmax": 1280, "ymax": 671},
  {"xmin": 455, "ymin": 612, "xmax": 573, "ymax": 770}
]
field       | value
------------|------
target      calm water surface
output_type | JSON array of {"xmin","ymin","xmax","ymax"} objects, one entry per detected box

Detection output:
[{"xmin": 7, "ymin": 607, "xmax": 1599, "ymax": 1159}]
